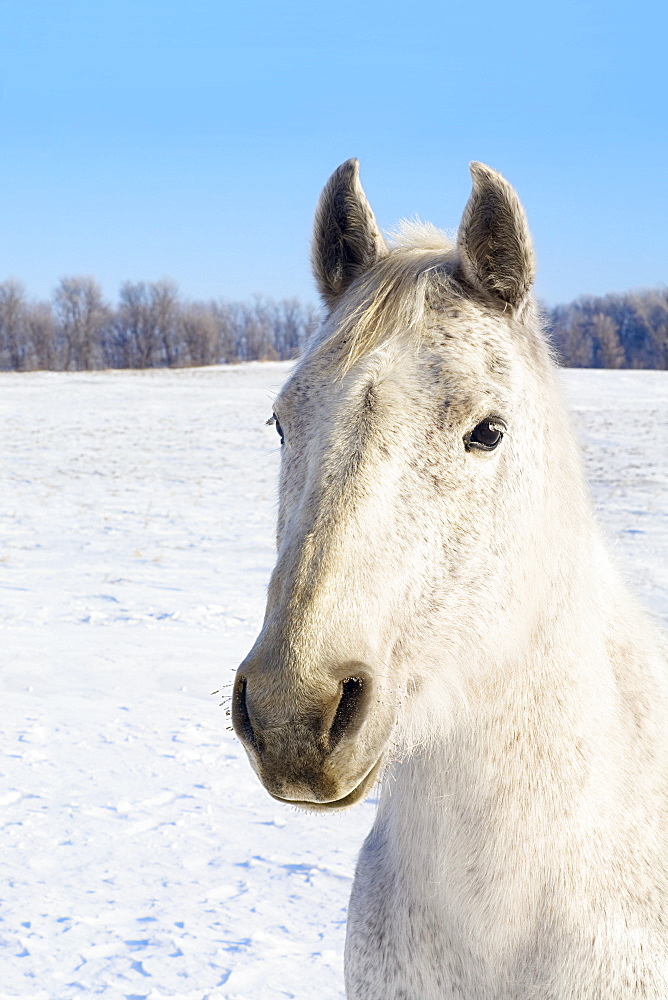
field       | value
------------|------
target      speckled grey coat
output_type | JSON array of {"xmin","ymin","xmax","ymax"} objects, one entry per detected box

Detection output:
[{"xmin": 234, "ymin": 160, "xmax": 668, "ymax": 998}]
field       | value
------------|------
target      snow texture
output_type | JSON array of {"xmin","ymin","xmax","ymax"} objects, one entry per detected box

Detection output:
[{"xmin": 0, "ymin": 362, "xmax": 666, "ymax": 999}]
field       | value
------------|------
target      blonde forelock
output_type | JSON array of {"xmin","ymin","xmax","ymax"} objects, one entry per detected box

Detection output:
[{"xmin": 311, "ymin": 222, "xmax": 458, "ymax": 375}]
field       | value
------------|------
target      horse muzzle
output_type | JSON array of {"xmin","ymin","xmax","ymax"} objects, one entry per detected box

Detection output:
[{"xmin": 232, "ymin": 664, "xmax": 390, "ymax": 810}]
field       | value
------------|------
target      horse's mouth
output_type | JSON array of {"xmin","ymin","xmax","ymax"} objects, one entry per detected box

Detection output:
[{"xmin": 268, "ymin": 757, "xmax": 382, "ymax": 812}]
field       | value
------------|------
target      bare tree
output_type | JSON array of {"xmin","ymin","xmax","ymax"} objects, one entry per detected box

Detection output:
[
  {"xmin": 151, "ymin": 280, "xmax": 181, "ymax": 366},
  {"xmin": 269, "ymin": 298, "xmax": 321, "ymax": 358},
  {"xmin": 116, "ymin": 282, "xmax": 152, "ymax": 367},
  {"xmin": 115, "ymin": 280, "xmax": 181, "ymax": 368},
  {"xmin": 224, "ymin": 297, "xmax": 276, "ymax": 361},
  {"xmin": 25, "ymin": 302, "xmax": 56, "ymax": 370},
  {"xmin": 54, "ymin": 276, "xmax": 109, "ymax": 370},
  {"xmin": 0, "ymin": 280, "xmax": 28, "ymax": 370},
  {"xmin": 592, "ymin": 312, "xmax": 624, "ymax": 368},
  {"xmin": 180, "ymin": 303, "xmax": 220, "ymax": 366},
  {"xmin": 209, "ymin": 301, "xmax": 241, "ymax": 363}
]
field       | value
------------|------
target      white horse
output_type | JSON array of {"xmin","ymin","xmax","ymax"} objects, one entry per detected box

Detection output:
[{"xmin": 233, "ymin": 159, "xmax": 668, "ymax": 998}]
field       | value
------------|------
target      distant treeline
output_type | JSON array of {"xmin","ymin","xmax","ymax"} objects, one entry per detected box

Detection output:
[
  {"xmin": 0, "ymin": 277, "xmax": 319, "ymax": 371},
  {"xmin": 546, "ymin": 288, "xmax": 667, "ymax": 369},
  {"xmin": 0, "ymin": 277, "xmax": 666, "ymax": 370}
]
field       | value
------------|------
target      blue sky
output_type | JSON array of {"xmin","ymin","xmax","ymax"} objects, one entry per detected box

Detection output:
[{"xmin": 0, "ymin": 0, "xmax": 665, "ymax": 306}]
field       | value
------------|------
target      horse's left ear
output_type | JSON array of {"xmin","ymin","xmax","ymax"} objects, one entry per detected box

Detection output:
[
  {"xmin": 457, "ymin": 162, "xmax": 535, "ymax": 312},
  {"xmin": 311, "ymin": 159, "xmax": 388, "ymax": 309}
]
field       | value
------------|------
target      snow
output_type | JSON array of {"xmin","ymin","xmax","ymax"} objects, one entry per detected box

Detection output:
[{"xmin": 0, "ymin": 362, "xmax": 666, "ymax": 999}]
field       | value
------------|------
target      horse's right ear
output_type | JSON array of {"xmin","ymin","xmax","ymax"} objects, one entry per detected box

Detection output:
[{"xmin": 311, "ymin": 159, "xmax": 388, "ymax": 309}]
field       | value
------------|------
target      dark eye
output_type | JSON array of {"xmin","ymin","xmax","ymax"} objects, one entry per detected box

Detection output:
[
  {"xmin": 466, "ymin": 417, "xmax": 506, "ymax": 452},
  {"xmin": 267, "ymin": 413, "xmax": 284, "ymax": 445}
]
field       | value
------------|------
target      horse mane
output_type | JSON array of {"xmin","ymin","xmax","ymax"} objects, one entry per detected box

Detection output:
[{"xmin": 312, "ymin": 221, "xmax": 459, "ymax": 374}]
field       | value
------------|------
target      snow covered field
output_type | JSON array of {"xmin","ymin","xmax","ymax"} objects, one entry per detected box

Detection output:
[{"xmin": 1, "ymin": 362, "xmax": 666, "ymax": 999}]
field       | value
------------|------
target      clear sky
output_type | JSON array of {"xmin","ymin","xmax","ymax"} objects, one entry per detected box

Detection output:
[{"xmin": 0, "ymin": 0, "xmax": 666, "ymax": 307}]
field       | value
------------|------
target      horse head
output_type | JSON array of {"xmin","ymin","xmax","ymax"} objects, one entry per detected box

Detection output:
[{"xmin": 233, "ymin": 159, "xmax": 579, "ymax": 809}]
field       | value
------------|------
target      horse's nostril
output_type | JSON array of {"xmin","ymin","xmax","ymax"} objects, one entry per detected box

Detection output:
[
  {"xmin": 329, "ymin": 677, "xmax": 366, "ymax": 750},
  {"xmin": 232, "ymin": 675, "xmax": 256, "ymax": 750}
]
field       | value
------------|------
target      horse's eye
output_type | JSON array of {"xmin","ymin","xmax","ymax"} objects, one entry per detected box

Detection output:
[
  {"xmin": 466, "ymin": 417, "xmax": 506, "ymax": 452},
  {"xmin": 267, "ymin": 413, "xmax": 284, "ymax": 445}
]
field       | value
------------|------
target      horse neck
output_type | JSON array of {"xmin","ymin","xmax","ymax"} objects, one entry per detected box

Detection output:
[{"xmin": 380, "ymin": 481, "xmax": 639, "ymax": 864}]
